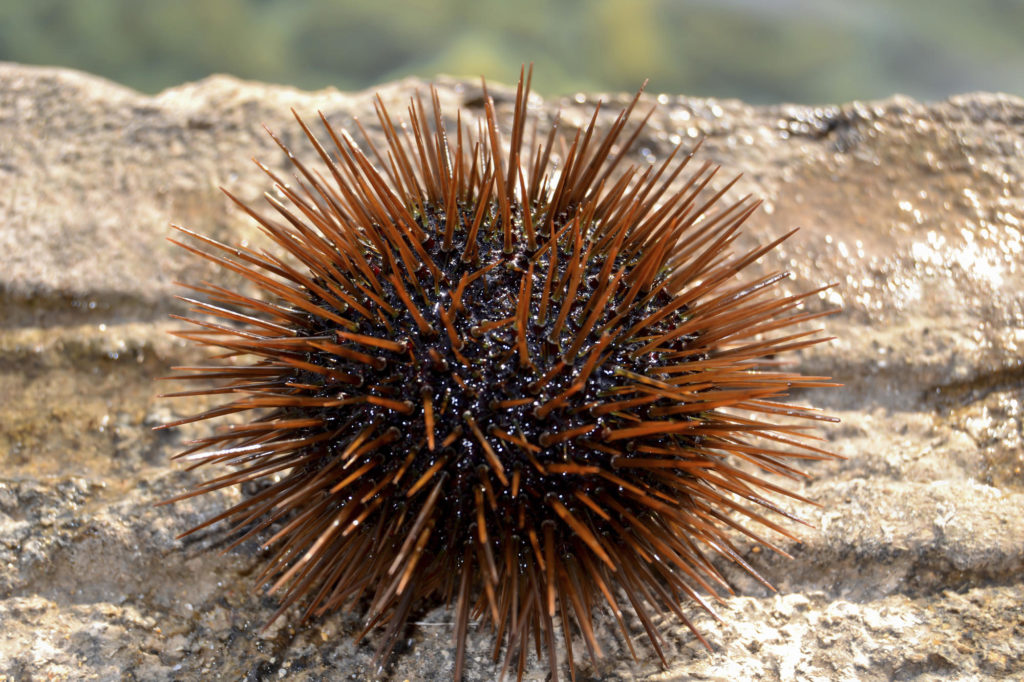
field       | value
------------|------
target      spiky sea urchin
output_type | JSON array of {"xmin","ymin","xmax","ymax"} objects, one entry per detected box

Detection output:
[{"xmin": 160, "ymin": 67, "xmax": 837, "ymax": 680}]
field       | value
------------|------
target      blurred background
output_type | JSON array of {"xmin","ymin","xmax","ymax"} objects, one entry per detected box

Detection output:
[{"xmin": 2, "ymin": 0, "xmax": 1023, "ymax": 104}]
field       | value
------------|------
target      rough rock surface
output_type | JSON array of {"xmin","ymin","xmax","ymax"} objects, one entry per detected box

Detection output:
[{"xmin": 1, "ymin": 62, "xmax": 1022, "ymax": 680}]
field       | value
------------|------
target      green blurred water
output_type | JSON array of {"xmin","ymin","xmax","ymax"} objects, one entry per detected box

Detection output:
[{"xmin": 2, "ymin": 0, "xmax": 1023, "ymax": 103}]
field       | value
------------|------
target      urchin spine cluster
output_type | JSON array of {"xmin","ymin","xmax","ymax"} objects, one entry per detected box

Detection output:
[{"xmin": 160, "ymin": 67, "xmax": 836, "ymax": 680}]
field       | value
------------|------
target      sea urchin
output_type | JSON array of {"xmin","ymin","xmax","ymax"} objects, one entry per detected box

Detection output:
[{"xmin": 160, "ymin": 67, "xmax": 837, "ymax": 680}]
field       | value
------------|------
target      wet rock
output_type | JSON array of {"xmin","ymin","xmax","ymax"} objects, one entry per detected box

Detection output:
[{"xmin": 1, "ymin": 63, "xmax": 1021, "ymax": 680}]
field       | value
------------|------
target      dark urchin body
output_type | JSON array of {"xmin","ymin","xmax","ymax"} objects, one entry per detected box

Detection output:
[{"xmin": 161, "ymin": 68, "xmax": 836, "ymax": 680}]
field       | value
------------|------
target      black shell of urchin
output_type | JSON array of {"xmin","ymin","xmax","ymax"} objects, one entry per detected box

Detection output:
[{"xmin": 161, "ymin": 67, "xmax": 836, "ymax": 681}]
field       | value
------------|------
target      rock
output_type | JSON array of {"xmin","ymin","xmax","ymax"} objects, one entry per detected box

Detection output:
[{"xmin": 1, "ymin": 62, "xmax": 1021, "ymax": 680}]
